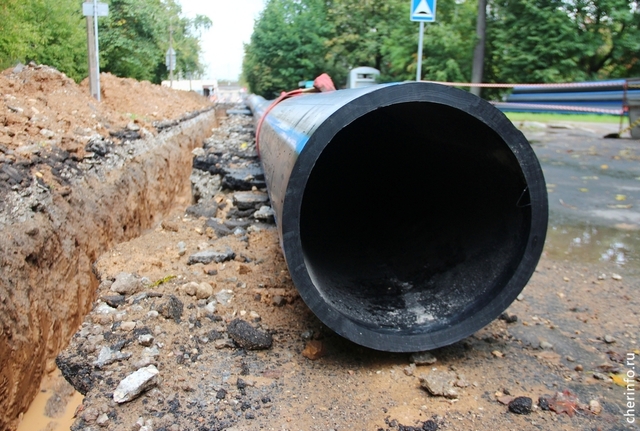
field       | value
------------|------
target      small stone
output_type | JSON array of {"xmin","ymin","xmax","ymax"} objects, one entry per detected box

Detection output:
[
  {"xmin": 253, "ymin": 205, "xmax": 275, "ymax": 222},
  {"xmin": 227, "ymin": 318, "xmax": 272, "ymax": 350},
  {"xmin": 205, "ymin": 301, "xmax": 216, "ymax": 314},
  {"xmin": 539, "ymin": 341, "xmax": 553, "ymax": 350},
  {"xmin": 574, "ymin": 364, "xmax": 583, "ymax": 372},
  {"xmin": 196, "ymin": 282, "xmax": 214, "ymax": 299},
  {"xmin": 589, "ymin": 399, "xmax": 602, "ymax": 415},
  {"xmin": 611, "ymin": 273, "xmax": 622, "ymax": 281},
  {"xmin": 101, "ymin": 295, "xmax": 125, "ymax": 308},
  {"xmin": 187, "ymin": 247, "xmax": 235, "ymax": 265},
  {"xmin": 161, "ymin": 220, "xmax": 179, "ymax": 232},
  {"xmin": 410, "ymin": 351, "xmax": 437, "ymax": 365},
  {"xmin": 419, "ymin": 371, "xmax": 459, "ymax": 399},
  {"xmin": 497, "ymin": 395, "xmax": 514, "ymax": 405},
  {"xmin": 593, "ymin": 372, "xmax": 607, "ymax": 380},
  {"xmin": 94, "ymin": 302, "xmax": 117, "ymax": 315},
  {"xmin": 272, "ymin": 295, "xmax": 286, "ymax": 307},
  {"xmin": 186, "ymin": 201, "xmax": 218, "ymax": 219},
  {"xmin": 120, "ymin": 321, "xmax": 137, "ymax": 331},
  {"xmin": 491, "ymin": 350, "xmax": 504, "ymax": 358},
  {"xmin": 214, "ymin": 338, "xmax": 235, "ymax": 349},
  {"xmin": 177, "ymin": 241, "xmax": 186, "ymax": 256},
  {"xmin": 499, "ymin": 312, "xmax": 518, "ymax": 323},
  {"xmin": 113, "ymin": 365, "xmax": 159, "ymax": 403},
  {"xmin": 604, "ymin": 335, "xmax": 616, "ymax": 344},
  {"xmin": 181, "ymin": 281, "xmax": 199, "ymax": 296},
  {"xmin": 96, "ymin": 413, "xmax": 109, "ymax": 426},
  {"xmin": 301, "ymin": 340, "xmax": 325, "ymax": 360},
  {"xmin": 216, "ymin": 388, "xmax": 227, "ymax": 399},
  {"xmin": 111, "ymin": 272, "xmax": 141, "ymax": 295},
  {"xmin": 233, "ymin": 191, "xmax": 269, "ymax": 210},
  {"xmin": 215, "ymin": 289, "xmax": 233, "ymax": 306},
  {"xmin": 508, "ymin": 396, "xmax": 532, "ymax": 414},
  {"xmin": 138, "ymin": 334, "xmax": 154, "ymax": 346},
  {"xmin": 538, "ymin": 396, "xmax": 550, "ymax": 411},
  {"xmin": 93, "ymin": 346, "xmax": 132, "ymax": 368},
  {"xmin": 157, "ymin": 295, "xmax": 183, "ymax": 323},
  {"xmin": 516, "ymin": 294, "xmax": 524, "ymax": 301}
]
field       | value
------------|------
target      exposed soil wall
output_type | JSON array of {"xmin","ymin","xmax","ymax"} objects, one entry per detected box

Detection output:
[{"xmin": 0, "ymin": 110, "xmax": 216, "ymax": 431}]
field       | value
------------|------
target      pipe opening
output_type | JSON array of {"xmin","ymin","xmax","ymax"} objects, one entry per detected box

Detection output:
[{"xmin": 300, "ymin": 102, "xmax": 532, "ymax": 334}]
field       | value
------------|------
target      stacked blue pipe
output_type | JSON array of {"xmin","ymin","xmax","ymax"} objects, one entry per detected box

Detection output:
[{"xmin": 500, "ymin": 79, "xmax": 640, "ymax": 114}]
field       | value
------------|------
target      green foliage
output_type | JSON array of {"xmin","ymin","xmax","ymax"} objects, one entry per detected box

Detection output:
[
  {"xmin": 99, "ymin": 0, "xmax": 211, "ymax": 83},
  {"xmin": 0, "ymin": 0, "xmax": 210, "ymax": 84},
  {"xmin": 243, "ymin": 0, "xmax": 639, "ymax": 99},
  {"xmin": 0, "ymin": 0, "xmax": 87, "ymax": 81},
  {"xmin": 243, "ymin": 0, "xmax": 335, "ymax": 98}
]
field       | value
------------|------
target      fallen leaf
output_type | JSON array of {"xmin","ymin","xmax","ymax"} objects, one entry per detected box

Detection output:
[
  {"xmin": 559, "ymin": 199, "xmax": 577, "ymax": 209},
  {"xmin": 607, "ymin": 204, "xmax": 633, "ymax": 209},
  {"xmin": 548, "ymin": 390, "xmax": 581, "ymax": 417},
  {"xmin": 581, "ymin": 176, "xmax": 599, "ymax": 180},
  {"xmin": 611, "ymin": 374, "xmax": 628, "ymax": 386},
  {"xmin": 601, "ymin": 164, "xmax": 609, "ymax": 170},
  {"xmin": 579, "ymin": 188, "xmax": 589, "ymax": 192},
  {"xmin": 615, "ymin": 194, "xmax": 627, "ymax": 201}
]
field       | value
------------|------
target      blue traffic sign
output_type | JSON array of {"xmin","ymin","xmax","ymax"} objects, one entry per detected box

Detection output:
[{"xmin": 410, "ymin": 0, "xmax": 436, "ymax": 22}]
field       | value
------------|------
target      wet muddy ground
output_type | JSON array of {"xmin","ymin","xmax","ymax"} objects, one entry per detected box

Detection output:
[{"xmin": 49, "ymin": 112, "xmax": 639, "ymax": 431}]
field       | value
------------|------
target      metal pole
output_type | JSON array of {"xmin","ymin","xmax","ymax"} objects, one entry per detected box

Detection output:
[
  {"xmin": 416, "ymin": 21, "xmax": 424, "ymax": 81},
  {"xmin": 93, "ymin": 0, "xmax": 101, "ymax": 101},
  {"xmin": 85, "ymin": 12, "xmax": 98, "ymax": 100},
  {"xmin": 169, "ymin": 24, "xmax": 174, "ymax": 88}
]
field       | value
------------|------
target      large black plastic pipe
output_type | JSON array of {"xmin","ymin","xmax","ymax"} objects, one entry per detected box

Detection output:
[{"xmin": 247, "ymin": 82, "xmax": 548, "ymax": 352}]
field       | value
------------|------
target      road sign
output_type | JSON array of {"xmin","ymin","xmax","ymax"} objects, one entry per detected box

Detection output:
[
  {"xmin": 83, "ymin": 2, "xmax": 109, "ymax": 17},
  {"xmin": 411, "ymin": 0, "xmax": 436, "ymax": 22}
]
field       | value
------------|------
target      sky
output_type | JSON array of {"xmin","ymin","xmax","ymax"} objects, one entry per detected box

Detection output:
[{"xmin": 179, "ymin": 0, "xmax": 266, "ymax": 82}]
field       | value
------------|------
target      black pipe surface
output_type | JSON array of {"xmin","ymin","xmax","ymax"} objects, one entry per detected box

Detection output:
[{"xmin": 248, "ymin": 82, "xmax": 547, "ymax": 352}]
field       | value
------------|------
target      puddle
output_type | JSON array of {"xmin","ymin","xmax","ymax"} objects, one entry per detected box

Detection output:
[
  {"xmin": 16, "ymin": 368, "xmax": 83, "ymax": 431},
  {"xmin": 544, "ymin": 222, "xmax": 640, "ymax": 275}
]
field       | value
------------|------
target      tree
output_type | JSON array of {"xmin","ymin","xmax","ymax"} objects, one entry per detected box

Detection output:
[
  {"xmin": 98, "ymin": 0, "xmax": 210, "ymax": 83},
  {"xmin": 0, "ymin": 0, "xmax": 87, "ymax": 81},
  {"xmin": 243, "ymin": 0, "xmax": 334, "ymax": 98}
]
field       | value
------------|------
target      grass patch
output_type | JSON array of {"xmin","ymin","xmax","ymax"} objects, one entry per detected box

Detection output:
[{"xmin": 504, "ymin": 112, "xmax": 623, "ymax": 124}]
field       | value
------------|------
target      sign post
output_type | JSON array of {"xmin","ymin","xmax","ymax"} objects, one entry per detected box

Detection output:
[
  {"xmin": 83, "ymin": 1, "xmax": 109, "ymax": 101},
  {"xmin": 410, "ymin": 0, "xmax": 437, "ymax": 81}
]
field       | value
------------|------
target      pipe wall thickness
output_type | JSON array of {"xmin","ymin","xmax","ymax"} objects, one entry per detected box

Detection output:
[{"xmin": 247, "ymin": 82, "xmax": 548, "ymax": 352}]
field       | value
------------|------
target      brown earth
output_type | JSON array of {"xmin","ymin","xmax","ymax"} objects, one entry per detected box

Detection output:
[{"xmin": 0, "ymin": 63, "xmax": 215, "ymax": 431}]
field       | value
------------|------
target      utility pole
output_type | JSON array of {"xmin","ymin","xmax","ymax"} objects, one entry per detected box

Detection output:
[
  {"xmin": 471, "ymin": 0, "xmax": 487, "ymax": 97},
  {"xmin": 85, "ymin": 9, "xmax": 98, "ymax": 100},
  {"xmin": 83, "ymin": 0, "xmax": 108, "ymax": 101}
]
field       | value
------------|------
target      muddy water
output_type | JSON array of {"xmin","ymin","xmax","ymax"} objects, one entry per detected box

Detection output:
[
  {"xmin": 16, "ymin": 369, "xmax": 82, "ymax": 431},
  {"xmin": 545, "ymin": 221, "xmax": 640, "ymax": 275}
]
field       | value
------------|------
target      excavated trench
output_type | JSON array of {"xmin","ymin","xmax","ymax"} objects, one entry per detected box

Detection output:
[{"xmin": 0, "ymin": 109, "xmax": 217, "ymax": 431}]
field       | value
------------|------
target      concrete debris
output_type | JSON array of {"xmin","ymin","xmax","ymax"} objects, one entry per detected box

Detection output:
[
  {"xmin": 253, "ymin": 205, "xmax": 275, "ymax": 222},
  {"xmin": 419, "ymin": 370, "xmax": 460, "ymax": 399},
  {"xmin": 227, "ymin": 318, "xmax": 272, "ymax": 350},
  {"xmin": 110, "ymin": 272, "xmax": 141, "ymax": 295},
  {"xmin": 410, "ymin": 351, "xmax": 437, "ymax": 365},
  {"xmin": 113, "ymin": 365, "xmax": 159, "ymax": 404},
  {"xmin": 233, "ymin": 191, "xmax": 269, "ymax": 210},
  {"xmin": 187, "ymin": 246, "xmax": 235, "ymax": 265}
]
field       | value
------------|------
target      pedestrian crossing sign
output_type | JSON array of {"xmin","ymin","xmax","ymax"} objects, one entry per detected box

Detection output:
[{"xmin": 411, "ymin": 0, "xmax": 436, "ymax": 22}]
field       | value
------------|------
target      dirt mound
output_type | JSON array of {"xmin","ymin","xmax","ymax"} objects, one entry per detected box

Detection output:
[{"xmin": 0, "ymin": 62, "xmax": 212, "ymax": 200}]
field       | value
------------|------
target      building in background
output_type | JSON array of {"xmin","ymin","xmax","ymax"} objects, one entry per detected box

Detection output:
[{"xmin": 161, "ymin": 79, "xmax": 218, "ymax": 100}]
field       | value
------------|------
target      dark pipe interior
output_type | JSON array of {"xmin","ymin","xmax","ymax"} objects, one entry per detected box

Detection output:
[{"xmin": 300, "ymin": 102, "xmax": 532, "ymax": 333}]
